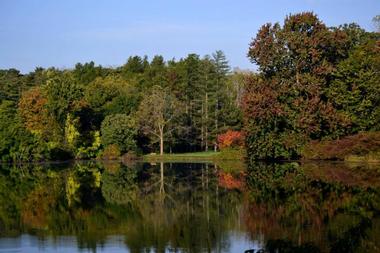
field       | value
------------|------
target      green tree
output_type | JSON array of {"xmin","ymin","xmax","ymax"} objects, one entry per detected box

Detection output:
[
  {"xmin": 143, "ymin": 55, "xmax": 168, "ymax": 90},
  {"xmin": 0, "ymin": 69, "xmax": 27, "ymax": 101},
  {"xmin": 0, "ymin": 100, "xmax": 49, "ymax": 162},
  {"xmin": 85, "ymin": 75, "xmax": 140, "ymax": 116},
  {"xmin": 73, "ymin": 61, "xmax": 103, "ymax": 86},
  {"xmin": 328, "ymin": 38, "xmax": 380, "ymax": 132},
  {"xmin": 45, "ymin": 72, "xmax": 84, "ymax": 125},
  {"xmin": 101, "ymin": 114, "xmax": 137, "ymax": 153},
  {"xmin": 123, "ymin": 56, "xmax": 148, "ymax": 74},
  {"xmin": 0, "ymin": 100, "xmax": 20, "ymax": 161},
  {"xmin": 24, "ymin": 67, "xmax": 48, "ymax": 88}
]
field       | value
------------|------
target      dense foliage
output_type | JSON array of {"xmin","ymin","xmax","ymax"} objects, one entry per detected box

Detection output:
[
  {"xmin": 101, "ymin": 114, "xmax": 137, "ymax": 153},
  {"xmin": 217, "ymin": 130, "xmax": 244, "ymax": 149},
  {"xmin": 0, "ymin": 52, "xmax": 242, "ymax": 161},
  {"xmin": 243, "ymin": 12, "xmax": 380, "ymax": 160},
  {"xmin": 1, "ymin": 12, "xmax": 378, "ymax": 162},
  {"xmin": 302, "ymin": 132, "xmax": 380, "ymax": 161}
]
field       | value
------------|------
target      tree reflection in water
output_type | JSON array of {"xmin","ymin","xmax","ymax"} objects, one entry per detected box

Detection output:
[
  {"xmin": 0, "ymin": 161, "xmax": 379, "ymax": 252},
  {"xmin": 245, "ymin": 162, "xmax": 380, "ymax": 253}
]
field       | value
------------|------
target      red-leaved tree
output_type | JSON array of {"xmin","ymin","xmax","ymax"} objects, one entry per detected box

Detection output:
[{"xmin": 217, "ymin": 130, "xmax": 244, "ymax": 149}]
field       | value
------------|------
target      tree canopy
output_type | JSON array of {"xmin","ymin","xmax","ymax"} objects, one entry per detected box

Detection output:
[
  {"xmin": 0, "ymin": 12, "xmax": 378, "ymax": 162},
  {"xmin": 0, "ymin": 51, "xmax": 242, "ymax": 161},
  {"xmin": 243, "ymin": 12, "xmax": 380, "ymax": 160}
]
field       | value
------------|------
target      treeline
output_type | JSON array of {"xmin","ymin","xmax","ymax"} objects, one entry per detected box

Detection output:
[
  {"xmin": 2, "ymin": 12, "xmax": 378, "ymax": 162},
  {"xmin": 243, "ymin": 12, "xmax": 380, "ymax": 160},
  {"xmin": 0, "ymin": 51, "xmax": 244, "ymax": 162}
]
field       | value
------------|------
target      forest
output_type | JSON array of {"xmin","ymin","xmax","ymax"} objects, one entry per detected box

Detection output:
[
  {"xmin": 0, "ymin": 12, "xmax": 379, "ymax": 162},
  {"xmin": 0, "ymin": 50, "xmax": 244, "ymax": 162}
]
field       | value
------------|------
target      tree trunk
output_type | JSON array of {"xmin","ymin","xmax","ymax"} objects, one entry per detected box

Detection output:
[{"xmin": 159, "ymin": 127, "xmax": 164, "ymax": 155}]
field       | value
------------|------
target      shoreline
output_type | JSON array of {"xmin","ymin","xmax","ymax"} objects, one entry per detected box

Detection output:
[{"xmin": 1, "ymin": 152, "xmax": 379, "ymax": 165}]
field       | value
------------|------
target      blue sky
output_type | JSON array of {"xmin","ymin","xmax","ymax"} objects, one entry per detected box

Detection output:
[{"xmin": 0, "ymin": 0, "xmax": 379, "ymax": 73}]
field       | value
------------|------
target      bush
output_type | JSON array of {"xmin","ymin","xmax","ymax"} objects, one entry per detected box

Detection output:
[
  {"xmin": 217, "ymin": 130, "xmax": 244, "ymax": 149},
  {"xmin": 101, "ymin": 114, "xmax": 137, "ymax": 153},
  {"xmin": 101, "ymin": 144, "xmax": 121, "ymax": 160},
  {"xmin": 121, "ymin": 151, "xmax": 139, "ymax": 162},
  {"xmin": 302, "ymin": 132, "xmax": 380, "ymax": 160}
]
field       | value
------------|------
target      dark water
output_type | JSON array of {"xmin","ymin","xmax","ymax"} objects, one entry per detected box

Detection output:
[{"xmin": 0, "ymin": 161, "xmax": 380, "ymax": 253}]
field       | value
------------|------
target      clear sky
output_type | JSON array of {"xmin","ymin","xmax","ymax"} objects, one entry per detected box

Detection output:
[{"xmin": 0, "ymin": 0, "xmax": 379, "ymax": 73}]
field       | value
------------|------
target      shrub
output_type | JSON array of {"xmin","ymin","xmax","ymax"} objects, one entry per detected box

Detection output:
[
  {"xmin": 101, "ymin": 144, "xmax": 121, "ymax": 160},
  {"xmin": 101, "ymin": 114, "xmax": 137, "ymax": 153},
  {"xmin": 302, "ymin": 132, "xmax": 380, "ymax": 160},
  {"xmin": 217, "ymin": 130, "xmax": 244, "ymax": 149},
  {"xmin": 75, "ymin": 131, "xmax": 101, "ymax": 159},
  {"xmin": 121, "ymin": 151, "xmax": 139, "ymax": 162}
]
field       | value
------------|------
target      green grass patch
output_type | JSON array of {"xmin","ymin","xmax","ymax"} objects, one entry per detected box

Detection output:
[
  {"xmin": 143, "ymin": 149, "xmax": 246, "ymax": 163},
  {"xmin": 143, "ymin": 151, "xmax": 220, "ymax": 162}
]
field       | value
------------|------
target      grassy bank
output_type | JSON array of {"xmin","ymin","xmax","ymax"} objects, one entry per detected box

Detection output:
[
  {"xmin": 143, "ymin": 151, "xmax": 220, "ymax": 162},
  {"xmin": 143, "ymin": 148, "xmax": 246, "ymax": 162},
  {"xmin": 143, "ymin": 149, "xmax": 247, "ymax": 172}
]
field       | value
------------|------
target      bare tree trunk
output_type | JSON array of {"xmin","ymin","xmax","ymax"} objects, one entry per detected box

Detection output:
[{"xmin": 159, "ymin": 127, "xmax": 164, "ymax": 155}]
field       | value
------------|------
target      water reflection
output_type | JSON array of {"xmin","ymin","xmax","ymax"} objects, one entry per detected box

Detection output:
[
  {"xmin": 245, "ymin": 162, "xmax": 380, "ymax": 253},
  {"xmin": 0, "ymin": 161, "xmax": 379, "ymax": 252}
]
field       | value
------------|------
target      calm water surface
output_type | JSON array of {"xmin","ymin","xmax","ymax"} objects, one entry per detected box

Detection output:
[{"xmin": 0, "ymin": 161, "xmax": 379, "ymax": 252}]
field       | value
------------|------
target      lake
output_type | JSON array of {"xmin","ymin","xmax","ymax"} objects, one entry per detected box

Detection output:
[{"xmin": 0, "ymin": 161, "xmax": 379, "ymax": 253}]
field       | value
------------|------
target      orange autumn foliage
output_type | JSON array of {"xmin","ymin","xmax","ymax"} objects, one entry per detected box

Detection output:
[
  {"xmin": 218, "ymin": 171, "xmax": 244, "ymax": 190},
  {"xmin": 18, "ymin": 87, "xmax": 60, "ymax": 138},
  {"xmin": 217, "ymin": 130, "xmax": 244, "ymax": 149},
  {"xmin": 21, "ymin": 186, "xmax": 57, "ymax": 229},
  {"xmin": 18, "ymin": 87, "xmax": 49, "ymax": 132}
]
